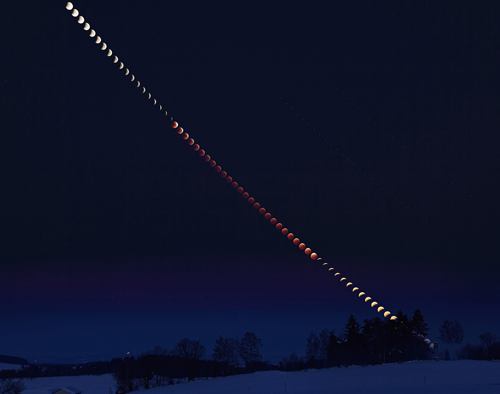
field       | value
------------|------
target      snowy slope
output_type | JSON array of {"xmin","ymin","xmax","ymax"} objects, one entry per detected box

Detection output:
[
  {"xmin": 23, "ymin": 374, "xmax": 115, "ymax": 394},
  {"xmin": 21, "ymin": 361, "xmax": 500, "ymax": 394}
]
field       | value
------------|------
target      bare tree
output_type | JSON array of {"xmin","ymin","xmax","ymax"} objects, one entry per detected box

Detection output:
[
  {"xmin": 305, "ymin": 332, "xmax": 320, "ymax": 367},
  {"xmin": 238, "ymin": 332, "xmax": 262, "ymax": 371},
  {"xmin": 1, "ymin": 379, "xmax": 26, "ymax": 394},
  {"xmin": 438, "ymin": 320, "xmax": 464, "ymax": 359},
  {"xmin": 173, "ymin": 338, "xmax": 206, "ymax": 381},
  {"xmin": 212, "ymin": 336, "xmax": 239, "ymax": 376}
]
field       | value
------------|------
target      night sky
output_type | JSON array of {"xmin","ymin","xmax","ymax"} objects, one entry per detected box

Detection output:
[{"xmin": 1, "ymin": 1, "xmax": 499, "ymax": 363}]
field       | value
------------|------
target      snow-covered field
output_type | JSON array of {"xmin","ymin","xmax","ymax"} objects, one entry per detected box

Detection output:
[
  {"xmin": 0, "ymin": 363, "xmax": 24, "ymax": 371},
  {"xmin": 19, "ymin": 360, "xmax": 500, "ymax": 394}
]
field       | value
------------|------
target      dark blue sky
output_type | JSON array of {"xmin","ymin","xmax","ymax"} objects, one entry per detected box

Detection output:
[{"xmin": 1, "ymin": 1, "xmax": 499, "ymax": 363}]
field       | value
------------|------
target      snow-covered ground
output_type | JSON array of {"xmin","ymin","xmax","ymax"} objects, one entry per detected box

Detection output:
[
  {"xmin": 23, "ymin": 374, "xmax": 115, "ymax": 394},
  {"xmin": 19, "ymin": 360, "xmax": 500, "ymax": 394},
  {"xmin": 0, "ymin": 363, "xmax": 24, "ymax": 371}
]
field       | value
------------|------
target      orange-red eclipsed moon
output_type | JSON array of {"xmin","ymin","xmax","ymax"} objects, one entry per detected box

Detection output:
[
  {"xmin": 310, "ymin": 253, "xmax": 318, "ymax": 260},
  {"xmin": 287, "ymin": 233, "xmax": 294, "ymax": 240},
  {"xmin": 276, "ymin": 223, "xmax": 283, "ymax": 230},
  {"xmin": 171, "ymin": 121, "xmax": 178, "ymax": 128},
  {"xmin": 293, "ymin": 238, "xmax": 300, "ymax": 245},
  {"xmin": 270, "ymin": 218, "xmax": 277, "ymax": 225},
  {"xmin": 299, "ymin": 243, "xmax": 306, "ymax": 250}
]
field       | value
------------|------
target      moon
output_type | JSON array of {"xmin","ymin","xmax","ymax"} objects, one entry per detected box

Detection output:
[
  {"xmin": 71, "ymin": 9, "xmax": 78, "ymax": 17},
  {"xmin": 95, "ymin": 36, "xmax": 101, "ymax": 44},
  {"xmin": 113, "ymin": 56, "xmax": 118, "ymax": 63},
  {"xmin": 66, "ymin": 2, "xmax": 73, "ymax": 10},
  {"xmin": 89, "ymin": 29, "xmax": 96, "ymax": 37},
  {"xmin": 107, "ymin": 49, "xmax": 112, "ymax": 57},
  {"xmin": 78, "ymin": 16, "xmax": 84, "ymax": 24},
  {"xmin": 84, "ymin": 23, "xmax": 90, "ymax": 31},
  {"xmin": 101, "ymin": 42, "xmax": 107, "ymax": 50}
]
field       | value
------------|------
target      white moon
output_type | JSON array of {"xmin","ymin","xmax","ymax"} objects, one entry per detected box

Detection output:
[
  {"xmin": 107, "ymin": 49, "xmax": 112, "ymax": 57},
  {"xmin": 89, "ymin": 29, "xmax": 96, "ymax": 37},
  {"xmin": 72, "ymin": 9, "xmax": 79, "ymax": 17},
  {"xmin": 83, "ymin": 23, "xmax": 90, "ymax": 31},
  {"xmin": 148, "ymin": 93, "xmax": 151, "ymax": 99},
  {"xmin": 113, "ymin": 56, "xmax": 118, "ymax": 63},
  {"xmin": 66, "ymin": 2, "xmax": 73, "ymax": 10},
  {"xmin": 95, "ymin": 36, "xmax": 101, "ymax": 44},
  {"xmin": 119, "ymin": 62, "xmax": 124, "ymax": 69},
  {"xmin": 125, "ymin": 68, "xmax": 129, "ymax": 75},
  {"xmin": 78, "ymin": 16, "xmax": 84, "ymax": 24},
  {"xmin": 101, "ymin": 42, "xmax": 107, "ymax": 50},
  {"xmin": 131, "ymin": 74, "xmax": 135, "ymax": 81}
]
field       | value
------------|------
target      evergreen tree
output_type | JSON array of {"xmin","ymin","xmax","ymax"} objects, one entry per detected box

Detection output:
[
  {"xmin": 326, "ymin": 330, "xmax": 342, "ymax": 367},
  {"xmin": 342, "ymin": 315, "xmax": 365, "ymax": 365}
]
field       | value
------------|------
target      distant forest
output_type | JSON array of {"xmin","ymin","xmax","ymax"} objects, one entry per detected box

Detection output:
[{"xmin": 2, "ymin": 309, "xmax": 499, "ymax": 394}]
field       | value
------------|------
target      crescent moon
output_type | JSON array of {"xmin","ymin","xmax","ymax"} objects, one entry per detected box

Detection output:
[
  {"xmin": 384, "ymin": 311, "xmax": 391, "ymax": 317},
  {"xmin": 107, "ymin": 49, "xmax": 112, "ymax": 57},
  {"xmin": 365, "ymin": 297, "xmax": 372, "ymax": 302},
  {"xmin": 131, "ymin": 74, "xmax": 135, "ymax": 81},
  {"xmin": 346, "ymin": 282, "xmax": 353, "ymax": 287},
  {"xmin": 113, "ymin": 56, "xmax": 118, "ymax": 63},
  {"xmin": 352, "ymin": 287, "xmax": 359, "ymax": 292},
  {"xmin": 334, "ymin": 272, "xmax": 340, "ymax": 276},
  {"xmin": 95, "ymin": 36, "xmax": 101, "ymax": 44},
  {"xmin": 164, "ymin": 110, "xmax": 168, "ymax": 116},
  {"xmin": 66, "ymin": 2, "xmax": 74, "ymax": 10},
  {"xmin": 340, "ymin": 277, "xmax": 346, "ymax": 282},
  {"xmin": 89, "ymin": 29, "xmax": 96, "ymax": 37},
  {"xmin": 78, "ymin": 16, "xmax": 84, "ymax": 24},
  {"xmin": 137, "ymin": 81, "xmax": 140, "ymax": 87},
  {"xmin": 358, "ymin": 292, "xmax": 365, "ymax": 297},
  {"xmin": 328, "ymin": 267, "xmax": 334, "ymax": 271},
  {"xmin": 159, "ymin": 105, "xmax": 162, "ymax": 111},
  {"xmin": 71, "ymin": 9, "xmax": 79, "ymax": 17},
  {"xmin": 322, "ymin": 262, "xmax": 328, "ymax": 266},
  {"xmin": 125, "ymin": 69, "xmax": 129, "ymax": 75},
  {"xmin": 371, "ymin": 301, "xmax": 378, "ymax": 307},
  {"xmin": 153, "ymin": 99, "xmax": 157, "ymax": 105},
  {"xmin": 390, "ymin": 316, "xmax": 397, "ymax": 320},
  {"xmin": 377, "ymin": 306, "xmax": 384, "ymax": 312},
  {"xmin": 83, "ymin": 23, "xmax": 90, "ymax": 31},
  {"xmin": 148, "ymin": 93, "xmax": 151, "ymax": 99},
  {"xmin": 101, "ymin": 43, "xmax": 107, "ymax": 50},
  {"xmin": 119, "ymin": 62, "xmax": 124, "ymax": 69}
]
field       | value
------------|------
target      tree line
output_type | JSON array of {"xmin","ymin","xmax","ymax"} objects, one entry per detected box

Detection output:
[{"xmin": 2, "ymin": 310, "xmax": 499, "ymax": 394}]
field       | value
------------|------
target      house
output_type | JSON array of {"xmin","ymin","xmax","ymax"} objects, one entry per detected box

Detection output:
[{"xmin": 52, "ymin": 388, "xmax": 82, "ymax": 394}]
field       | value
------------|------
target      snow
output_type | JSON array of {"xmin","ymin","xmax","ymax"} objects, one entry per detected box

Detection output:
[
  {"xmin": 23, "ymin": 374, "xmax": 115, "ymax": 394},
  {"xmin": 19, "ymin": 360, "xmax": 500, "ymax": 394},
  {"xmin": 0, "ymin": 363, "xmax": 24, "ymax": 371}
]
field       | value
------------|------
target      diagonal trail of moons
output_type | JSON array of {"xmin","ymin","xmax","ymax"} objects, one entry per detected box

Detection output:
[{"xmin": 65, "ymin": 2, "xmax": 397, "ymax": 321}]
